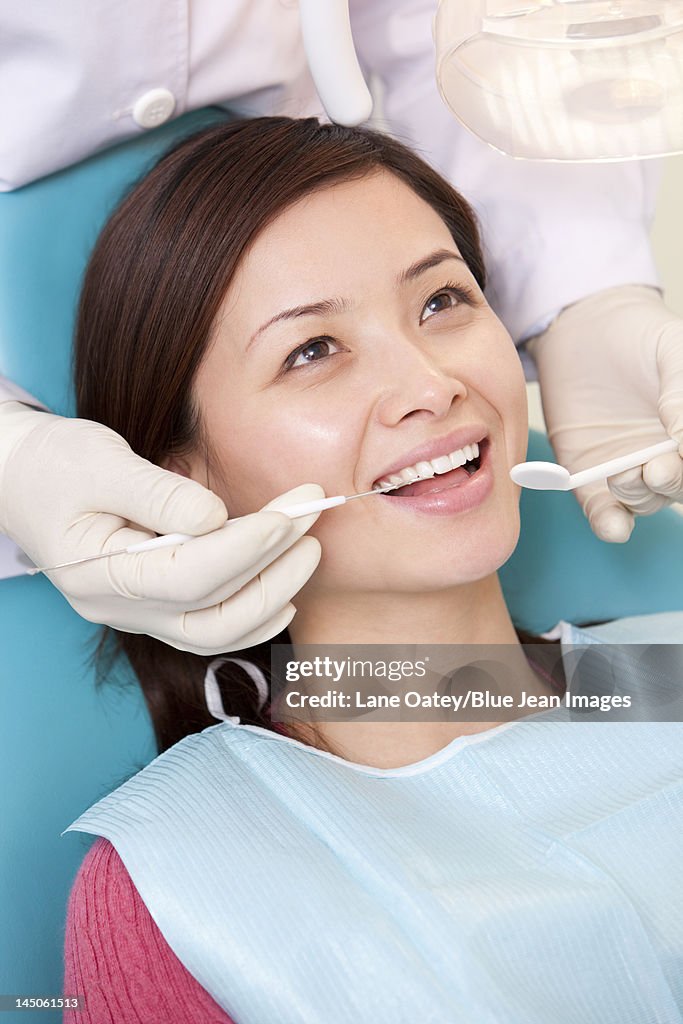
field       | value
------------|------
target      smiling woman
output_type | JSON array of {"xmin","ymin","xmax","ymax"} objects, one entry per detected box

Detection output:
[
  {"xmin": 74, "ymin": 116, "xmax": 528, "ymax": 761},
  {"xmin": 65, "ymin": 117, "xmax": 683, "ymax": 1024}
]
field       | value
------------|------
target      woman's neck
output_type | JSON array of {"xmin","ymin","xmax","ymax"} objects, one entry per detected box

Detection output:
[
  {"xmin": 291, "ymin": 573, "xmax": 518, "ymax": 645},
  {"xmin": 285, "ymin": 576, "xmax": 551, "ymax": 769}
]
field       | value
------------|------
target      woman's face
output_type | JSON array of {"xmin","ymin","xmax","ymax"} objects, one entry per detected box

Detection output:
[{"xmin": 187, "ymin": 170, "xmax": 528, "ymax": 596}]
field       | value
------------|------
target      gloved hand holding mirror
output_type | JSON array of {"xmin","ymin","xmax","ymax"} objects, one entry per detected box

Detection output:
[{"xmin": 526, "ymin": 285, "xmax": 683, "ymax": 543}]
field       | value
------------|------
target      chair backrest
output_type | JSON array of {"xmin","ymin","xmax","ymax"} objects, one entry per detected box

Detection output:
[{"xmin": 1, "ymin": 108, "xmax": 682, "ymax": 1022}]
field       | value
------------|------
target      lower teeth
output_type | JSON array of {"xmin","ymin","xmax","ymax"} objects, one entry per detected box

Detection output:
[{"xmin": 386, "ymin": 456, "xmax": 480, "ymax": 495}]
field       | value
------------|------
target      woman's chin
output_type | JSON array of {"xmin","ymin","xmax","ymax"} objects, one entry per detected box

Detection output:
[
  {"xmin": 376, "ymin": 500, "xmax": 521, "ymax": 582},
  {"xmin": 313, "ymin": 522, "xmax": 520, "ymax": 595}
]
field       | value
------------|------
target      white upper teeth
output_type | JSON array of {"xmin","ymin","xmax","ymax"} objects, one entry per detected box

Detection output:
[{"xmin": 375, "ymin": 442, "xmax": 480, "ymax": 491}]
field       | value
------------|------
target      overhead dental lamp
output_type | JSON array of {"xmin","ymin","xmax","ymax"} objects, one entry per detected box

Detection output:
[
  {"xmin": 434, "ymin": 0, "xmax": 683, "ymax": 161},
  {"xmin": 299, "ymin": 0, "xmax": 683, "ymax": 162}
]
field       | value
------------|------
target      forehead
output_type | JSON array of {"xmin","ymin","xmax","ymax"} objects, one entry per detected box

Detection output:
[{"xmin": 230, "ymin": 171, "xmax": 459, "ymax": 300}]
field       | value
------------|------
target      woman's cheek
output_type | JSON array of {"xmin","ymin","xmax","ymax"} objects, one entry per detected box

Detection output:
[
  {"xmin": 480, "ymin": 353, "xmax": 528, "ymax": 464},
  {"xmin": 210, "ymin": 445, "xmax": 290, "ymax": 516},
  {"xmin": 211, "ymin": 403, "xmax": 304, "ymax": 491}
]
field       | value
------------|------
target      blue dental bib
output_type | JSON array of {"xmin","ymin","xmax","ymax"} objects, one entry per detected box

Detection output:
[{"xmin": 64, "ymin": 614, "xmax": 683, "ymax": 1024}]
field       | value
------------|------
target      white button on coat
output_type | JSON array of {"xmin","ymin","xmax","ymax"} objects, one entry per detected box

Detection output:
[{"xmin": 132, "ymin": 88, "xmax": 176, "ymax": 129}]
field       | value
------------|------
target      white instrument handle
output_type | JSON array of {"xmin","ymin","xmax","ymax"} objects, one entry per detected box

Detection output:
[
  {"xmin": 126, "ymin": 532, "xmax": 194, "ymax": 554},
  {"xmin": 568, "ymin": 438, "xmax": 679, "ymax": 489},
  {"xmin": 298, "ymin": 0, "xmax": 374, "ymax": 126},
  {"xmin": 277, "ymin": 495, "xmax": 347, "ymax": 518},
  {"xmin": 124, "ymin": 499, "xmax": 346, "ymax": 556}
]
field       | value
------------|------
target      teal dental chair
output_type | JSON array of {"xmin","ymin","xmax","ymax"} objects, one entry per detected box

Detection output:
[{"xmin": 1, "ymin": 108, "xmax": 682, "ymax": 1024}]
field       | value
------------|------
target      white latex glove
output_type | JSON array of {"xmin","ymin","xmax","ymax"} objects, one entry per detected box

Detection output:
[
  {"xmin": 0, "ymin": 402, "xmax": 323, "ymax": 654},
  {"xmin": 526, "ymin": 285, "xmax": 683, "ymax": 543}
]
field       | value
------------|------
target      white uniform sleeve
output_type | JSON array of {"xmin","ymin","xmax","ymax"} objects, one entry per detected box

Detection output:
[
  {"xmin": 0, "ymin": 376, "xmax": 48, "ymax": 410},
  {"xmin": 349, "ymin": 0, "xmax": 662, "ymax": 343},
  {"xmin": 0, "ymin": 0, "xmax": 314, "ymax": 191}
]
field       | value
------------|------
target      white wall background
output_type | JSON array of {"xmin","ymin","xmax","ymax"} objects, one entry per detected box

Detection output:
[{"xmin": 652, "ymin": 155, "xmax": 683, "ymax": 317}]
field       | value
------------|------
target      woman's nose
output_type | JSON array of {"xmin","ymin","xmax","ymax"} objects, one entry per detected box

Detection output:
[{"xmin": 372, "ymin": 342, "xmax": 468, "ymax": 425}]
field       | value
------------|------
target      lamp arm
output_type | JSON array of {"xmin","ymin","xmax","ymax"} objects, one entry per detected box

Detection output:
[{"xmin": 298, "ymin": 0, "xmax": 374, "ymax": 126}]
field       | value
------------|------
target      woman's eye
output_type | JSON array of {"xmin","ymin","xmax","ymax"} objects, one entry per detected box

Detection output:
[
  {"xmin": 420, "ymin": 285, "xmax": 474, "ymax": 323},
  {"xmin": 285, "ymin": 336, "xmax": 341, "ymax": 371}
]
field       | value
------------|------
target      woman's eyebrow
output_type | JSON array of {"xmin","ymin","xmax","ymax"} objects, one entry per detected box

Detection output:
[
  {"xmin": 396, "ymin": 248, "xmax": 466, "ymax": 286},
  {"xmin": 246, "ymin": 249, "xmax": 466, "ymax": 351}
]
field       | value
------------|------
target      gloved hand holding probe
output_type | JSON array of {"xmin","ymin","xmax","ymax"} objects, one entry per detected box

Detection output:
[
  {"xmin": 527, "ymin": 285, "xmax": 683, "ymax": 543},
  {"xmin": 0, "ymin": 401, "xmax": 322, "ymax": 655}
]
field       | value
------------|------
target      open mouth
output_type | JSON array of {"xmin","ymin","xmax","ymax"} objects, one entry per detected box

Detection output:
[{"xmin": 373, "ymin": 438, "xmax": 488, "ymax": 499}]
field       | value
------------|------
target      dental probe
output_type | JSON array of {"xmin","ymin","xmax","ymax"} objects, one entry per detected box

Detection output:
[
  {"xmin": 510, "ymin": 438, "xmax": 679, "ymax": 491},
  {"xmin": 25, "ymin": 485, "xmax": 397, "ymax": 576}
]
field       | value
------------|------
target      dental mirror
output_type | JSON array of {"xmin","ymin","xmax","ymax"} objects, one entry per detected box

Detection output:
[{"xmin": 511, "ymin": 438, "xmax": 679, "ymax": 492}]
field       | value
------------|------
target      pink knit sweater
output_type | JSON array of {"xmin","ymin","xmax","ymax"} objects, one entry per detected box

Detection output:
[{"xmin": 63, "ymin": 837, "xmax": 236, "ymax": 1024}]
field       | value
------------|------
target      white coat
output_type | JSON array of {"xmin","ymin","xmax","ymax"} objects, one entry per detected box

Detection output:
[{"xmin": 0, "ymin": 0, "xmax": 661, "ymax": 357}]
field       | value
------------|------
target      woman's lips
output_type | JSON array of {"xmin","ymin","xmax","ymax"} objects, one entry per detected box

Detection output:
[{"xmin": 374, "ymin": 439, "xmax": 493, "ymax": 516}]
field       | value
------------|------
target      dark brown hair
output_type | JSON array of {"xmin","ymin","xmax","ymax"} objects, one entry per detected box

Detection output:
[{"xmin": 74, "ymin": 116, "xmax": 499, "ymax": 755}]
